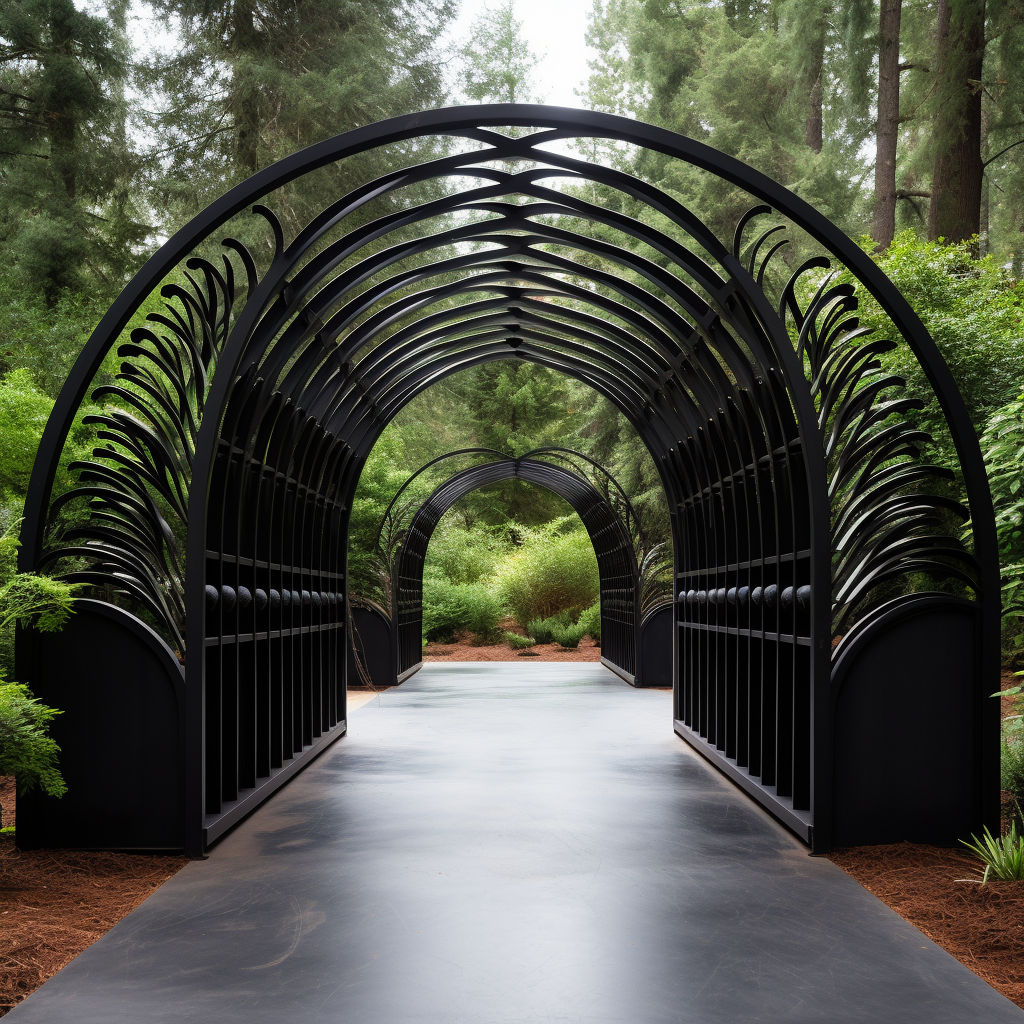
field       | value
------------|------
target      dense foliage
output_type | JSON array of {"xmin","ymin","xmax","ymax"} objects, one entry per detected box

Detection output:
[
  {"xmin": 0, "ymin": 523, "xmax": 77, "ymax": 819},
  {"xmin": 584, "ymin": 0, "xmax": 1024, "ymax": 258}
]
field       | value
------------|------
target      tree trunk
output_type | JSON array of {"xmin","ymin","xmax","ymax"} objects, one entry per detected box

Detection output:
[
  {"xmin": 872, "ymin": 0, "xmax": 902, "ymax": 250},
  {"xmin": 232, "ymin": 3, "xmax": 262, "ymax": 178},
  {"xmin": 927, "ymin": 0, "xmax": 986, "ymax": 244},
  {"xmin": 803, "ymin": 3, "xmax": 825, "ymax": 154},
  {"xmin": 979, "ymin": 104, "xmax": 990, "ymax": 254},
  {"xmin": 806, "ymin": 71, "xmax": 823, "ymax": 153}
]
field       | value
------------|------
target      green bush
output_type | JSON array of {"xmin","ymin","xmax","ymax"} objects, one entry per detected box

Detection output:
[
  {"xmin": 859, "ymin": 234, "xmax": 1024, "ymax": 434},
  {"xmin": 424, "ymin": 519, "xmax": 505, "ymax": 585},
  {"xmin": 504, "ymin": 631, "xmax": 535, "ymax": 650},
  {"xmin": 550, "ymin": 621, "xmax": 587, "ymax": 649},
  {"xmin": 526, "ymin": 610, "xmax": 574, "ymax": 645},
  {"xmin": 577, "ymin": 602, "xmax": 601, "ymax": 643},
  {"xmin": 0, "ymin": 681, "xmax": 66, "ymax": 812},
  {"xmin": 422, "ymin": 577, "xmax": 505, "ymax": 644},
  {"xmin": 495, "ymin": 523, "xmax": 599, "ymax": 629}
]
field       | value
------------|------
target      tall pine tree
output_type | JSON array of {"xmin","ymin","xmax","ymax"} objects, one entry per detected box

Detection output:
[
  {"xmin": 0, "ymin": 0, "xmax": 144, "ymax": 302},
  {"xmin": 143, "ymin": 0, "xmax": 456, "ymax": 230}
]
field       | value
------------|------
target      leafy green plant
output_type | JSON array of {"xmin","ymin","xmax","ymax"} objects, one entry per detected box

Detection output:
[
  {"xmin": 0, "ymin": 682, "xmax": 66, "ymax": 802},
  {"xmin": 504, "ymin": 631, "xmax": 535, "ymax": 650},
  {"xmin": 979, "ymin": 397, "xmax": 1024, "ymax": 654},
  {"xmin": 550, "ymin": 621, "xmax": 587, "ymax": 650},
  {"xmin": 577, "ymin": 602, "xmax": 601, "ymax": 643},
  {"xmin": 0, "ymin": 520, "xmax": 79, "ymax": 825},
  {"xmin": 495, "ymin": 523, "xmax": 599, "ymax": 629},
  {"xmin": 860, "ymin": 235, "xmax": 1024, "ymax": 439},
  {"xmin": 526, "ymin": 611, "xmax": 574, "ymax": 646},
  {"xmin": 421, "ymin": 578, "xmax": 505, "ymax": 644},
  {"xmin": 960, "ymin": 824, "xmax": 1024, "ymax": 883},
  {"xmin": 425, "ymin": 519, "xmax": 506, "ymax": 586},
  {"xmin": 998, "ymin": 676, "xmax": 1024, "ymax": 824}
]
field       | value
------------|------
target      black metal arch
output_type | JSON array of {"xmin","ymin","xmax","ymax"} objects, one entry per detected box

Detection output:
[
  {"xmin": 382, "ymin": 455, "xmax": 644, "ymax": 684},
  {"xmin": 17, "ymin": 105, "xmax": 998, "ymax": 857}
]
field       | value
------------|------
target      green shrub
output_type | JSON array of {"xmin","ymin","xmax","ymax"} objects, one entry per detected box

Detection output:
[
  {"xmin": 577, "ymin": 602, "xmax": 601, "ymax": 643},
  {"xmin": 424, "ymin": 519, "xmax": 505, "ymax": 585},
  {"xmin": 504, "ymin": 631, "xmax": 535, "ymax": 650},
  {"xmin": 526, "ymin": 610, "xmax": 574, "ymax": 645},
  {"xmin": 422, "ymin": 577, "xmax": 504, "ymax": 644},
  {"xmin": 1005, "ymin": 734, "xmax": 1024, "ymax": 815},
  {"xmin": 0, "ymin": 681, "xmax": 66, "ymax": 814},
  {"xmin": 460, "ymin": 583, "xmax": 505, "ymax": 642},
  {"xmin": 996, "ymin": 678, "xmax": 1024, "ymax": 824},
  {"xmin": 551, "ymin": 621, "xmax": 587, "ymax": 649},
  {"xmin": 495, "ymin": 524, "xmax": 599, "ymax": 628}
]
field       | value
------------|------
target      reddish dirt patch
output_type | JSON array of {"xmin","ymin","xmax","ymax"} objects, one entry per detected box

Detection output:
[
  {"xmin": 0, "ymin": 776, "xmax": 187, "ymax": 1017},
  {"xmin": 828, "ymin": 844, "xmax": 1024, "ymax": 1009},
  {"xmin": 423, "ymin": 635, "xmax": 603, "ymax": 662}
]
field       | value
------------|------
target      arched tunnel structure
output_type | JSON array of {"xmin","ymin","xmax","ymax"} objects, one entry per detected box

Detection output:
[
  {"xmin": 15, "ymin": 105, "xmax": 999, "ymax": 856},
  {"xmin": 367, "ymin": 453, "xmax": 666, "ymax": 688}
]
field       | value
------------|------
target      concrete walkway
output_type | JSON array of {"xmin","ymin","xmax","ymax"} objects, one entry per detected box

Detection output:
[{"xmin": 9, "ymin": 663, "xmax": 1024, "ymax": 1023}]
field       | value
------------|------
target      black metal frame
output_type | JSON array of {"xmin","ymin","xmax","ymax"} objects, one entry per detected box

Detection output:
[
  {"xmin": 16, "ymin": 105, "xmax": 998, "ymax": 856},
  {"xmin": 384, "ymin": 455, "xmax": 641, "ymax": 682}
]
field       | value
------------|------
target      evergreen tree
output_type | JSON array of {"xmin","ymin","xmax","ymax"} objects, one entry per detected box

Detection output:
[
  {"xmin": 872, "ymin": 0, "xmax": 903, "ymax": 249},
  {"xmin": 460, "ymin": 0, "xmax": 540, "ymax": 104},
  {"xmin": 0, "ymin": 0, "xmax": 144, "ymax": 303},
  {"xmin": 442, "ymin": 362, "xmax": 589, "ymax": 525},
  {"xmin": 927, "ymin": 0, "xmax": 987, "ymax": 243},
  {"xmin": 143, "ymin": 0, "xmax": 456, "ymax": 229},
  {"xmin": 979, "ymin": 1, "xmax": 1024, "ymax": 264},
  {"xmin": 581, "ymin": 0, "xmax": 871, "ymax": 240}
]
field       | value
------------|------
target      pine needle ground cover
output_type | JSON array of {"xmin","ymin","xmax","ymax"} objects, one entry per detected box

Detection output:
[{"xmin": 0, "ymin": 777, "xmax": 186, "ymax": 1017}]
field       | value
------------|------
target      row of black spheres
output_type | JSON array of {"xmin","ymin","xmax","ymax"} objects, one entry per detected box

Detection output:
[
  {"xmin": 205, "ymin": 584, "xmax": 342, "ymax": 614},
  {"xmin": 678, "ymin": 584, "xmax": 811, "ymax": 613}
]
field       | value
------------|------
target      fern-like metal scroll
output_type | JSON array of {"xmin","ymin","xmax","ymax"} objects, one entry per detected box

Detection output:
[
  {"xmin": 737, "ymin": 211, "xmax": 979, "ymax": 637},
  {"xmin": 38, "ymin": 245, "xmax": 258, "ymax": 653}
]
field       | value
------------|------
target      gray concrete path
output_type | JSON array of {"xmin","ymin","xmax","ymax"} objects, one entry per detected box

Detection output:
[{"xmin": 9, "ymin": 663, "xmax": 1023, "ymax": 1023}]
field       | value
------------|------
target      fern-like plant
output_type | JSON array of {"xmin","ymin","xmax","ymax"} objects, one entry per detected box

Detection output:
[
  {"xmin": 0, "ymin": 681, "xmax": 66, "ymax": 802},
  {"xmin": 0, "ymin": 522, "xmax": 78, "ymax": 826}
]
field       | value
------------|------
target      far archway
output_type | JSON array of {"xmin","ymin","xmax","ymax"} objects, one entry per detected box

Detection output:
[{"xmin": 347, "ymin": 450, "xmax": 672, "ymax": 690}]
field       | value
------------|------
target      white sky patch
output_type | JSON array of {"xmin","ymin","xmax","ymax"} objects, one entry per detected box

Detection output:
[{"xmin": 445, "ymin": 0, "xmax": 597, "ymax": 108}]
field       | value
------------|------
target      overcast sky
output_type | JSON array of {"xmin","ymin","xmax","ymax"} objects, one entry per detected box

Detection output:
[{"xmin": 445, "ymin": 0, "xmax": 597, "ymax": 108}]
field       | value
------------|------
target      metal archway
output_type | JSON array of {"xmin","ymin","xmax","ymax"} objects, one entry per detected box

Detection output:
[
  {"xmin": 16, "ymin": 105, "xmax": 997, "ymax": 856},
  {"xmin": 387, "ymin": 456, "xmax": 644, "ymax": 685}
]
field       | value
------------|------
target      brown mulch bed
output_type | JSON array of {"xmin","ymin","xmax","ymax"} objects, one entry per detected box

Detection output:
[
  {"xmin": 423, "ymin": 623, "xmax": 603, "ymax": 663},
  {"xmin": 828, "ymin": 844, "xmax": 1024, "ymax": 1009},
  {"xmin": 423, "ymin": 636, "xmax": 603, "ymax": 662},
  {"xmin": 824, "ymin": 680, "xmax": 1024, "ymax": 1009},
  {"xmin": 0, "ymin": 776, "xmax": 187, "ymax": 1017}
]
